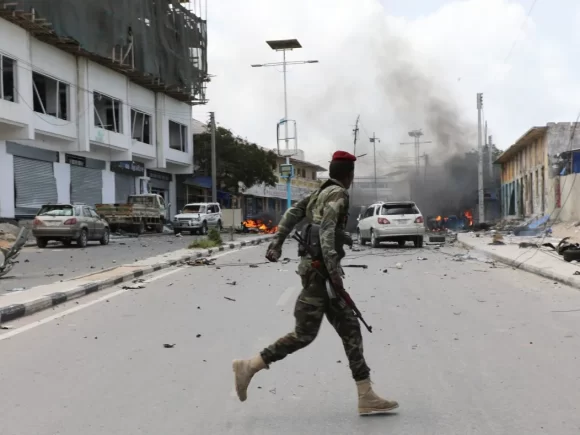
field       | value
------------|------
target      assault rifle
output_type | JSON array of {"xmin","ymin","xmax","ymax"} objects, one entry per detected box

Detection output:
[{"xmin": 291, "ymin": 231, "xmax": 373, "ymax": 333}]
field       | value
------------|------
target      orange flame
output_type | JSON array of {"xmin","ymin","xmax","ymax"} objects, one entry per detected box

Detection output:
[
  {"xmin": 243, "ymin": 218, "xmax": 278, "ymax": 234},
  {"xmin": 464, "ymin": 210, "xmax": 473, "ymax": 226},
  {"xmin": 435, "ymin": 216, "xmax": 442, "ymax": 222}
]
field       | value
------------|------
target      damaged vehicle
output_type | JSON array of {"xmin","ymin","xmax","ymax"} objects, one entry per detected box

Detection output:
[
  {"xmin": 356, "ymin": 201, "xmax": 425, "ymax": 248},
  {"xmin": 0, "ymin": 227, "xmax": 30, "ymax": 278},
  {"xmin": 32, "ymin": 204, "xmax": 110, "ymax": 248}
]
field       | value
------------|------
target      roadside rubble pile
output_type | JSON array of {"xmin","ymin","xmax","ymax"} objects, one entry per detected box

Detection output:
[{"xmin": 0, "ymin": 223, "xmax": 19, "ymax": 249}]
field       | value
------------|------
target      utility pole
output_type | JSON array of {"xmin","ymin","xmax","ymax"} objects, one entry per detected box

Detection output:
[
  {"xmin": 370, "ymin": 133, "xmax": 380, "ymax": 201},
  {"xmin": 351, "ymin": 115, "xmax": 360, "ymax": 204},
  {"xmin": 251, "ymin": 39, "xmax": 318, "ymax": 211},
  {"xmin": 477, "ymin": 93, "xmax": 485, "ymax": 223},
  {"xmin": 488, "ymin": 134, "xmax": 494, "ymax": 179},
  {"xmin": 209, "ymin": 111, "xmax": 217, "ymax": 203},
  {"xmin": 400, "ymin": 130, "xmax": 431, "ymax": 174}
]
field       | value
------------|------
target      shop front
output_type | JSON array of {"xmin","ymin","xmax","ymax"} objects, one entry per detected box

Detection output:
[
  {"xmin": 7, "ymin": 142, "xmax": 59, "ymax": 217},
  {"xmin": 110, "ymin": 161, "xmax": 145, "ymax": 203},
  {"xmin": 66, "ymin": 154, "xmax": 104, "ymax": 207}
]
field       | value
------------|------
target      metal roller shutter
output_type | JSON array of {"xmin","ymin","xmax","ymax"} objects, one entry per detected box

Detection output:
[
  {"xmin": 14, "ymin": 157, "xmax": 58, "ymax": 216},
  {"xmin": 70, "ymin": 166, "xmax": 103, "ymax": 207},
  {"xmin": 115, "ymin": 173, "xmax": 135, "ymax": 203},
  {"xmin": 150, "ymin": 178, "xmax": 170, "ymax": 190}
]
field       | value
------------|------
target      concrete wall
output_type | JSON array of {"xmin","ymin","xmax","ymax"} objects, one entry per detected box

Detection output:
[
  {"xmin": 0, "ymin": 141, "xmax": 15, "ymax": 218},
  {"xmin": 557, "ymin": 174, "xmax": 580, "ymax": 222}
]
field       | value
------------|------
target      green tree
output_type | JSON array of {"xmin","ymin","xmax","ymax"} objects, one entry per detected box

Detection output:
[{"xmin": 194, "ymin": 127, "xmax": 279, "ymax": 194}]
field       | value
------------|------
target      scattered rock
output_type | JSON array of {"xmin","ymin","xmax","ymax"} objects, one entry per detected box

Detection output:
[
  {"xmin": 196, "ymin": 334, "xmax": 202, "ymax": 338},
  {"xmin": 163, "ymin": 343, "xmax": 176, "ymax": 348},
  {"xmin": 224, "ymin": 296, "xmax": 236, "ymax": 302}
]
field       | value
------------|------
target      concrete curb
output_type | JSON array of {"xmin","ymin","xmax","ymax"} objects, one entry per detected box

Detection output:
[
  {"xmin": 1, "ymin": 235, "xmax": 275, "ymax": 323},
  {"xmin": 457, "ymin": 238, "xmax": 580, "ymax": 291}
]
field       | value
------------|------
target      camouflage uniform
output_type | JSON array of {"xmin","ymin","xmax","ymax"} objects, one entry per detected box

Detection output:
[{"xmin": 260, "ymin": 179, "xmax": 370, "ymax": 382}]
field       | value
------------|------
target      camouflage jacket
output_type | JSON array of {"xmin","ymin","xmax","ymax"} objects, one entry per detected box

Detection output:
[{"xmin": 271, "ymin": 178, "xmax": 350, "ymax": 281}]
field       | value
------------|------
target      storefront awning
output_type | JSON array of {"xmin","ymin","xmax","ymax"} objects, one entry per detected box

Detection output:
[{"xmin": 183, "ymin": 175, "xmax": 212, "ymax": 189}]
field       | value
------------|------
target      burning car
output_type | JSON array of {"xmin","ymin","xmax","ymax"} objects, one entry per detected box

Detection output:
[{"xmin": 242, "ymin": 213, "xmax": 278, "ymax": 234}]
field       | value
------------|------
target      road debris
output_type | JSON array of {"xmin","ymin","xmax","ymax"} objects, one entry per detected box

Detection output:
[
  {"xmin": 187, "ymin": 258, "xmax": 216, "ymax": 266},
  {"xmin": 395, "ymin": 263, "xmax": 403, "ymax": 269},
  {"xmin": 281, "ymin": 258, "xmax": 291, "ymax": 264},
  {"xmin": 163, "ymin": 343, "xmax": 176, "ymax": 348},
  {"xmin": 122, "ymin": 283, "xmax": 145, "ymax": 289},
  {"xmin": 224, "ymin": 296, "xmax": 236, "ymax": 302},
  {"xmin": 416, "ymin": 257, "xmax": 428, "ymax": 261},
  {"xmin": 343, "ymin": 264, "xmax": 368, "ymax": 269},
  {"xmin": 226, "ymin": 281, "xmax": 237, "ymax": 286},
  {"xmin": 249, "ymin": 264, "xmax": 259, "ymax": 268},
  {"xmin": 0, "ymin": 324, "xmax": 13, "ymax": 329},
  {"xmin": 382, "ymin": 269, "xmax": 388, "ymax": 273},
  {"xmin": 196, "ymin": 334, "xmax": 202, "ymax": 338}
]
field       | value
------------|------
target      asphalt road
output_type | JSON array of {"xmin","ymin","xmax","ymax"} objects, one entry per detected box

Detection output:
[
  {"xmin": 1, "ymin": 240, "xmax": 580, "ymax": 434},
  {"xmin": 0, "ymin": 232, "xmax": 247, "ymax": 295}
]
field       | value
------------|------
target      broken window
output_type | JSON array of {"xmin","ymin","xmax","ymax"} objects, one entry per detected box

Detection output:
[
  {"xmin": 131, "ymin": 109, "xmax": 151, "ymax": 144},
  {"xmin": 32, "ymin": 72, "xmax": 69, "ymax": 120},
  {"xmin": 0, "ymin": 55, "xmax": 16, "ymax": 102},
  {"xmin": 94, "ymin": 92, "xmax": 122, "ymax": 133},
  {"xmin": 169, "ymin": 120, "xmax": 188, "ymax": 152}
]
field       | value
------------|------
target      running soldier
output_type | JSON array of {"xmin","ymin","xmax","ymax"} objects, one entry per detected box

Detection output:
[{"xmin": 232, "ymin": 151, "xmax": 399, "ymax": 415}]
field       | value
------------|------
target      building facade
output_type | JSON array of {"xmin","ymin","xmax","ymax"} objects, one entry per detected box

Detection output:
[
  {"xmin": 497, "ymin": 122, "xmax": 580, "ymax": 221},
  {"xmin": 0, "ymin": 1, "xmax": 207, "ymax": 220},
  {"xmin": 243, "ymin": 152, "xmax": 325, "ymax": 221}
]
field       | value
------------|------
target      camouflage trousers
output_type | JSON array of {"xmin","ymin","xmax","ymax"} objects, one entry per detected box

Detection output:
[{"xmin": 260, "ymin": 271, "xmax": 370, "ymax": 382}]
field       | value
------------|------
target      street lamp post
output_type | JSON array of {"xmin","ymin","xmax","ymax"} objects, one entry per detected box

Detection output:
[{"xmin": 251, "ymin": 39, "xmax": 319, "ymax": 210}]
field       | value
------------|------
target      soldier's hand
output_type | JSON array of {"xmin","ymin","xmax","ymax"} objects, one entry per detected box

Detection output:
[{"xmin": 265, "ymin": 242, "xmax": 282, "ymax": 262}]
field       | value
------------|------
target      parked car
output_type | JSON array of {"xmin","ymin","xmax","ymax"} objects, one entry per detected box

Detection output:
[
  {"xmin": 32, "ymin": 203, "xmax": 110, "ymax": 248},
  {"xmin": 356, "ymin": 201, "xmax": 425, "ymax": 248},
  {"xmin": 172, "ymin": 202, "xmax": 222, "ymax": 235}
]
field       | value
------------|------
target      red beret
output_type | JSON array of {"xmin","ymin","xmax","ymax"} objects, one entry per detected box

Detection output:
[{"xmin": 331, "ymin": 151, "xmax": 357, "ymax": 162}]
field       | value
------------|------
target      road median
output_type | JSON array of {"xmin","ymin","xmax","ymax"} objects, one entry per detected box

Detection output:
[{"xmin": 0, "ymin": 235, "xmax": 275, "ymax": 324}]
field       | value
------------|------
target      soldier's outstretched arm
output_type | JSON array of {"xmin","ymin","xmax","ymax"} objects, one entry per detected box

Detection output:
[
  {"xmin": 319, "ymin": 189, "xmax": 348, "ymax": 288},
  {"xmin": 265, "ymin": 194, "xmax": 311, "ymax": 261}
]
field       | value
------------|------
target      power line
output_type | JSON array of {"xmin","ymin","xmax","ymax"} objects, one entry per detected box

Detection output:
[{"xmin": 503, "ymin": 0, "xmax": 540, "ymax": 64}]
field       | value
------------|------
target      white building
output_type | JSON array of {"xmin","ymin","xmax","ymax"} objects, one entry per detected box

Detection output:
[{"xmin": 0, "ymin": 1, "xmax": 208, "ymax": 219}]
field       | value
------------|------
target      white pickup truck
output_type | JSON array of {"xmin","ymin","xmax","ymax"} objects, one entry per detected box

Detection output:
[{"xmin": 172, "ymin": 202, "xmax": 222, "ymax": 235}]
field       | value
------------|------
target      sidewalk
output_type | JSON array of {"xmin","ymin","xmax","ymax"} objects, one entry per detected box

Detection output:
[
  {"xmin": 0, "ymin": 234, "xmax": 274, "ymax": 324},
  {"xmin": 457, "ymin": 232, "xmax": 580, "ymax": 290}
]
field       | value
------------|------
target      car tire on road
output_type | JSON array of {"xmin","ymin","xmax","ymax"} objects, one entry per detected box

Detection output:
[
  {"xmin": 357, "ymin": 229, "xmax": 367, "ymax": 246},
  {"xmin": 100, "ymin": 228, "xmax": 110, "ymax": 246},
  {"xmin": 36, "ymin": 238, "xmax": 48, "ymax": 248},
  {"xmin": 414, "ymin": 236, "xmax": 424, "ymax": 248},
  {"xmin": 398, "ymin": 240, "xmax": 406, "ymax": 247},
  {"xmin": 136, "ymin": 221, "xmax": 146, "ymax": 235},
  {"xmin": 77, "ymin": 229, "xmax": 88, "ymax": 248},
  {"xmin": 370, "ymin": 230, "xmax": 380, "ymax": 248}
]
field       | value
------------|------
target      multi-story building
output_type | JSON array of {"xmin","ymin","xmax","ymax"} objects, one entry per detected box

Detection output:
[
  {"xmin": 497, "ymin": 122, "xmax": 580, "ymax": 221},
  {"xmin": 0, "ymin": 0, "xmax": 208, "ymax": 220},
  {"xmin": 243, "ymin": 150, "xmax": 325, "ymax": 219}
]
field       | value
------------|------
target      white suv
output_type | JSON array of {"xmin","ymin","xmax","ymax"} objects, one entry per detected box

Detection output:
[
  {"xmin": 172, "ymin": 202, "xmax": 222, "ymax": 235},
  {"xmin": 356, "ymin": 201, "xmax": 425, "ymax": 248}
]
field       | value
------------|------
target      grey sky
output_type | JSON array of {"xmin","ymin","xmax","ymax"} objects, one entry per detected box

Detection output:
[{"xmin": 194, "ymin": 0, "xmax": 580, "ymax": 172}]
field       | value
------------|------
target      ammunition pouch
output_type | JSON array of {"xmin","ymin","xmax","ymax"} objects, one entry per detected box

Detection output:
[{"xmin": 297, "ymin": 223, "xmax": 323, "ymax": 260}]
